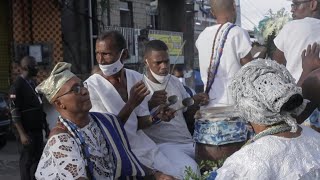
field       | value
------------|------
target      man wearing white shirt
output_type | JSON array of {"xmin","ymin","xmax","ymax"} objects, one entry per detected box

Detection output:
[
  {"xmin": 85, "ymin": 30, "xmax": 180, "ymax": 179},
  {"xmin": 273, "ymin": 0, "xmax": 320, "ymax": 129},
  {"xmin": 196, "ymin": 0, "xmax": 252, "ymax": 107},
  {"xmin": 273, "ymin": 0, "xmax": 320, "ymax": 82},
  {"xmin": 142, "ymin": 40, "xmax": 209, "ymax": 178}
]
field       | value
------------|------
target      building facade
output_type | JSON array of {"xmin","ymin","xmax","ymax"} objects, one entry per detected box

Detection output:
[
  {"xmin": 0, "ymin": 0, "xmax": 199, "ymax": 91},
  {"xmin": 0, "ymin": 0, "xmax": 63, "ymax": 91}
]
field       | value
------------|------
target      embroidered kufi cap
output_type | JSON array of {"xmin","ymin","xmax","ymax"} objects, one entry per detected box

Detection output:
[
  {"xmin": 230, "ymin": 59, "xmax": 308, "ymax": 132},
  {"xmin": 36, "ymin": 62, "xmax": 75, "ymax": 102}
]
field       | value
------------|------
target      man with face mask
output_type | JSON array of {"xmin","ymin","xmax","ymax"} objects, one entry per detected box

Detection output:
[
  {"xmin": 9, "ymin": 56, "xmax": 49, "ymax": 180},
  {"xmin": 85, "ymin": 31, "xmax": 179, "ymax": 179},
  {"xmin": 196, "ymin": 0, "xmax": 252, "ymax": 108},
  {"xmin": 143, "ymin": 40, "xmax": 210, "ymax": 178}
]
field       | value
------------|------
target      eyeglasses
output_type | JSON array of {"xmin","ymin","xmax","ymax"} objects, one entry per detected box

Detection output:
[
  {"xmin": 56, "ymin": 82, "xmax": 88, "ymax": 99},
  {"xmin": 291, "ymin": 0, "xmax": 311, "ymax": 9}
]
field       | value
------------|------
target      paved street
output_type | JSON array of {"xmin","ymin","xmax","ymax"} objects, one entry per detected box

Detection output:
[
  {"xmin": 0, "ymin": 140, "xmax": 20, "ymax": 180},
  {"xmin": 0, "ymin": 105, "xmax": 57, "ymax": 180}
]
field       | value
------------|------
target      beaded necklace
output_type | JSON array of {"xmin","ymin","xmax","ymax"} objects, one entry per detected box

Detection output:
[
  {"xmin": 244, "ymin": 123, "xmax": 292, "ymax": 146},
  {"xmin": 58, "ymin": 116, "xmax": 95, "ymax": 180},
  {"xmin": 205, "ymin": 23, "xmax": 236, "ymax": 94}
]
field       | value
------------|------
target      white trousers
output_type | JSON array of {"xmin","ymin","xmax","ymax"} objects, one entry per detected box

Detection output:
[{"xmin": 156, "ymin": 142, "xmax": 199, "ymax": 179}]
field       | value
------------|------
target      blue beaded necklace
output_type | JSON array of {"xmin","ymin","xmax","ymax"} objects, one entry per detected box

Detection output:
[
  {"xmin": 58, "ymin": 116, "xmax": 96, "ymax": 180},
  {"xmin": 205, "ymin": 23, "xmax": 236, "ymax": 94}
]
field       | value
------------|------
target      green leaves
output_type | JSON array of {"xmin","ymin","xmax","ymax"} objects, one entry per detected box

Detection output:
[{"xmin": 184, "ymin": 160, "xmax": 225, "ymax": 180}]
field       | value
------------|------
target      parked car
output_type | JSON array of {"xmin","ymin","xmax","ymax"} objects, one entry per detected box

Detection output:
[{"xmin": 0, "ymin": 92, "xmax": 11, "ymax": 149}]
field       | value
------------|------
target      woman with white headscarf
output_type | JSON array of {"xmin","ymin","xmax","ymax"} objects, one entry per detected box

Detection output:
[{"xmin": 215, "ymin": 59, "xmax": 320, "ymax": 180}]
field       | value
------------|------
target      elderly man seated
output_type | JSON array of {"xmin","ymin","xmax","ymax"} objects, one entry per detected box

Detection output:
[{"xmin": 35, "ymin": 62, "xmax": 147, "ymax": 179}]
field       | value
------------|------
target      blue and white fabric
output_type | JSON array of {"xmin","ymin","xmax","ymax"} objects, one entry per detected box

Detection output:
[{"xmin": 193, "ymin": 118, "xmax": 248, "ymax": 146}]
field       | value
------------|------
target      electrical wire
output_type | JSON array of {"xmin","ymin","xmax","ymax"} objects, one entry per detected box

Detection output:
[
  {"xmin": 240, "ymin": 6, "xmax": 263, "ymax": 23},
  {"xmin": 241, "ymin": 13, "xmax": 257, "ymax": 27},
  {"xmin": 242, "ymin": 0, "xmax": 265, "ymax": 18}
]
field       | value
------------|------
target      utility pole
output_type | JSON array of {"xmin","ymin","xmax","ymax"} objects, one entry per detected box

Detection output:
[{"xmin": 184, "ymin": 0, "xmax": 195, "ymax": 88}]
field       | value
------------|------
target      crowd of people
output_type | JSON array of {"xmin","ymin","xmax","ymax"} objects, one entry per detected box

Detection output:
[{"xmin": 8, "ymin": 0, "xmax": 320, "ymax": 179}]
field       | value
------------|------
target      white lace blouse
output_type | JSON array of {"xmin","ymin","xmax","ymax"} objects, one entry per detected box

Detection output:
[
  {"xmin": 35, "ymin": 120, "xmax": 115, "ymax": 180},
  {"xmin": 216, "ymin": 126, "xmax": 320, "ymax": 180}
]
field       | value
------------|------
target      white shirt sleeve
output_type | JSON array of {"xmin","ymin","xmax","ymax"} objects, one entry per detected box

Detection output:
[
  {"xmin": 274, "ymin": 24, "xmax": 289, "ymax": 52},
  {"xmin": 35, "ymin": 134, "xmax": 87, "ymax": 180},
  {"xmin": 233, "ymin": 27, "xmax": 252, "ymax": 60},
  {"xmin": 134, "ymin": 98, "xmax": 151, "ymax": 117}
]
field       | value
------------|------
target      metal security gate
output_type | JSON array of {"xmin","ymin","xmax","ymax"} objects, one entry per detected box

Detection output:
[{"xmin": 0, "ymin": 0, "xmax": 11, "ymax": 92}]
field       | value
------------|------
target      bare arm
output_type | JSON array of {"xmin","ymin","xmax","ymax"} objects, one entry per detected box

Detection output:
[
  {"xmin": 13, "ymin": 121, "xmax": 31, "ymax": 145},
  {"xmin": 142, "ymin": 165, "xmax": 176, "ymax": 180},
  {"xmin": 137, "ymin": 116, "xmax": 153, "ymax": 129},
  {"xmin": 273, "ymin": 48, "xmax": 286, "ymax": 65},
  {"xmin": 294, "ymin": 71, "xmax": 320, "ymax": 124},
  {"xmin": 295, "ymin": 43, "xmax": 320, "ymax": 124},
  {"xmin": 76, "ymin": 177, "xmax": 88, "ymax": 180},
  {"xmin": 117, "ymin": 81, "xmax": 150, "ymax": 124},
  {"xmin": 117, "ymin": 102, "xmax": 137, "ymax": 125},
  {"xmin": 9, "ymin": 89, "xmax": 30, "ymax": 145},
  {"xmin": 183, "ymin": 104, "xmax": 200, "ymax": 129},
  {"xmin": 298, "ymin": 43, "xmax": 320, "ymax": 86},
  {"xmin": 240, "ymin": 52, "xmax": 253, "ymax": 66},
  {"xmin": 302, "ymin": 70, "xmax": 320, "ymax": 105}
]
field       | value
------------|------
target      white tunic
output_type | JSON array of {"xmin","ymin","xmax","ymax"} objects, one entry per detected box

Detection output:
[
  {"xmin": 143, "ymin": 75, "xmax": 193, "ymax": 144},
  {"xmin": 216, "ymin": 126, "xmax": 320, "ymax": 180},
  {"xmin": 35, "ymin": 120, "xmax": 115, "ymax": 180},
  {"xmin": 196, "ymin": 24, "xmax": 252, "ymax": 107},
  {"xmin": 85, "ymin": 69, "xmax": 182, "ymax": 178},
  {"xmin": 143, "ymin": 75, "xmax": 199, "ymax": 178},
  {"xmin": 274, "ymin": 17, "xmax": 320, "ymax": 82}
]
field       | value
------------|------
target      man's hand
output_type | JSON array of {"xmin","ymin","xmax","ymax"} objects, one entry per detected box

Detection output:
[
  {"xmin": 148, "ymin": 90, "xmax": 167, "ymax": 110},
  {"xmin": 20, "ymin": 133, "xmax": 31, "ymax": 145},
  {"xmin": 154, "ymin": 105, "xmax": 175, "ymax": 122},
  {"xmin": 154, "ymin": 172, "xmax": 176, "ymax": 180},
  {"xmin": 128, "ymin": 81, "xmax": 150, "ymax": 108},
  {"xmin": 192, "ymin": 93, "xmax": 209, "ymax": 106},
  {"xmin": 302, "ymin": 42, "xmax": 320, "ymax": 73}
]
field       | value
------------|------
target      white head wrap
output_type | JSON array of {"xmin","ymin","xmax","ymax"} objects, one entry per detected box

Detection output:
[
  {"xmin": 230, "ymin": 59, "xmax": 308, "ymax": 132},
  {"xmin": 36, "ymin": 62, "xmax": 76, "ymax": 102}
]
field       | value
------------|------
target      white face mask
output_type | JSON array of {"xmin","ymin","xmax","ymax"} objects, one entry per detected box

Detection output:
[
  {"xmin": 150, "ymin": 69, "xmax": 169, "ymax": 84},
  {"xmin": 146, "ymin": 59, "xmax": 169, "ymax": 84},
  {"xmin": 99, "ymin": 49, "xmax": 124, "ymax": 76}
]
